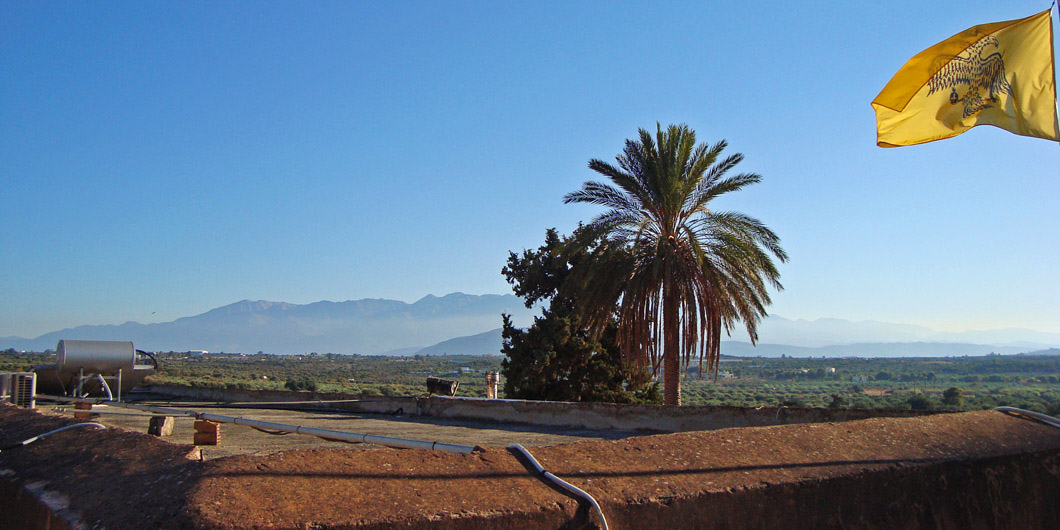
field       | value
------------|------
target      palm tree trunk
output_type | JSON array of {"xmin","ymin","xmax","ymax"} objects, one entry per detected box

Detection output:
[{"xmin": 663, "ymin": 274, "xmax": 681, "ymax": 406}]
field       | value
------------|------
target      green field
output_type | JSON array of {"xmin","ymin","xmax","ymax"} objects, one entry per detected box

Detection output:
[{"xmin": 4, "ymin": 349, "xmax": 1059, "ymax": 414}]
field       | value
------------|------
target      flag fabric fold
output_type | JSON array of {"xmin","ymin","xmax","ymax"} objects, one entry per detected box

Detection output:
[{"xmin": 872, "ymin": 10, "xmax": 1059, "ymax": 147}]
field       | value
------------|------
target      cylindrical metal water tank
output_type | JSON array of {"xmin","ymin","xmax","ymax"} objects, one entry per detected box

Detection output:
[{"xmin": 56, "ymin": 340, "xmax": 135, "ymax": 375}]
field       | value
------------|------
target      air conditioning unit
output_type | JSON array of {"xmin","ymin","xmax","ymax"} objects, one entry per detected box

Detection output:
[{"xmin": 0, "ymin": 372, "xmax": 37, "ymax": 408}]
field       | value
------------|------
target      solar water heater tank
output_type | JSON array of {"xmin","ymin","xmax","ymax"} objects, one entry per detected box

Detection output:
[
  {"xmin": 57, "ymin": 340, "xmax": 136, "ymax": 374},
  {"xmin": 32, "ymin": 339, "xmax": 158, "ymax": 397}
]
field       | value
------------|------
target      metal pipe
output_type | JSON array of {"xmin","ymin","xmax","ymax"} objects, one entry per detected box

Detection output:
[
  {"xmin": 26, "ymin": 373, "xmax": 37, "ymax": 409},
  {"xmin": 54, "ymin": 407, "xmax": 160, "ymax": 417},
  {"xmin": 37, "ymin": 395, "xmax": 479, "ymax": 455},
  {"xmin": 508, "ymin": 443, "xmax": 609, "ymax": 530},
  {"xmin": 0, "ymin": 422, "xmax": 106, "ymax": 454},
  {"xmin": 994, "ymin": 407, "xmax": 1060, "ymax": 429},
  {"xmin": 95, "ymin": 374, "xmax": 113, "ymax": 401}
]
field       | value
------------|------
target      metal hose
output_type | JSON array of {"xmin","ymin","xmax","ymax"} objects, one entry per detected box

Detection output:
[
  {"xmin": 508, "ymin": 443, "xmax": 609, "ymax": 530},
  {"xmin": 0, "ymin": 422, "xmax": 106, "ymax": 454},
  {"xmin": 994, "ymin": 407, "xmax": 1060, "ymax": 429}
]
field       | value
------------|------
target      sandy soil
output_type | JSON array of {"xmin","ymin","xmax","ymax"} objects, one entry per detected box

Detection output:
[{"xmin": 3, "ymin": 403, "xmax": 1060, "ymax": 529}]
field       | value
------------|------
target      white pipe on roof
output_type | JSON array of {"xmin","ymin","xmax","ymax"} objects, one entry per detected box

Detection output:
[
  {"xmin": 994, "ymin": 407, "xmax": 1060, "ymax": 429},
  {"xmin": 0, "ymin": 422, "xmax": 106, "ymax": 454}
]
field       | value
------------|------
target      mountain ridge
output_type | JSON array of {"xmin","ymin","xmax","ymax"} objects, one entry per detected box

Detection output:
[
  {"xmin": 2, "ymin": 294, "xmax": 536, "ymax": 355},
  {"xmin": 4, "ymin": 296, "xmax": 1058, "ymax": 357},
  {"xmin": 403, "ymin": 330, "xmax": 1047, "ymax": 359}
]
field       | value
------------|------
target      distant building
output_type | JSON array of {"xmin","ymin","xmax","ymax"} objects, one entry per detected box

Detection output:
[
  {"xmin": 827, "ymin": 367, "xmax": 836, "ymax": 373},
  {"xmin": 852, "ymin": 375, "xmax": 868, "ymax": 383},
  {"xmin": 188, "ymin": 350, "xmax": 208, "ymax": 356}
]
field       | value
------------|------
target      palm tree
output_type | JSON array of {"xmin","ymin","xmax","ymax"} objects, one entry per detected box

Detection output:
[{"xmin": 563, "ymin": 123, "xmax": 787, "ymax": 405}]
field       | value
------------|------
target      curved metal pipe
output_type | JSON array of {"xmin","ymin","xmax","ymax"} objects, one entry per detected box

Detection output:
[
  {"xmin": 136, "ymin": 350, "xmax": 159, "ymax": 370},
  {"xmin": 508, "ymin": 443, "xmax": 609, "ymax": 530},
  {"xmin": 0, "ymin": 422, "xmax": 106, "ymax": 453},
  {"xmin": 994, "ymin": 406, "xmax": 1060, "ymax": 429},
  {"xmin": 95, "ymin": 374, "xmax": 113, "ymax": 401}
]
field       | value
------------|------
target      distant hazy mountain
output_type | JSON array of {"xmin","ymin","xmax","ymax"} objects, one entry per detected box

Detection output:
[
  {"xmin": 414, "ymin": 328, "xmax": 504, "ymax": 356},
  {"xmin": 753, "ymin": 316, "xmax": 935, "ymax": 347},
  {"xmin": 5, "ymin": 301, "xmax": 1058, "ymax": 357},
  {"xmin": 404, "ymin": 333, "xmax": 1034, "ymax": 359},
  {"xmin": 2, "ymin": 293, "xmax": 535, "ymax": 355},
  {"xmin": 1019, "ymin": 348, "xmax": 1060, "ymax": 356},
  {"xmin": 720, "ymin": 341, "xmax": 1029, "ymax": 358},
  {"xmin": 755, "ymin": 315, "xmax": 1060, "ymax": 349}
]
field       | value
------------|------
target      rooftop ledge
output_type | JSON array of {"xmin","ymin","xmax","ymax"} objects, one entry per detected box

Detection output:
[{"xmin": 2, "ymin": 402, "xmax": 1060, "ymax": 529}]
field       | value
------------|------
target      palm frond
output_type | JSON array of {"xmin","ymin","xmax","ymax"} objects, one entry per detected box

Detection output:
[{"xmin": 565, "ymin": 123, "xmax": 786, "ymax": 404}]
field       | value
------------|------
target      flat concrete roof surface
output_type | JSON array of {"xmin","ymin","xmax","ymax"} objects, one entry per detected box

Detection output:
[{"xmin": 38, "ymin": 401, "xmax": 644, "ymax": 459}]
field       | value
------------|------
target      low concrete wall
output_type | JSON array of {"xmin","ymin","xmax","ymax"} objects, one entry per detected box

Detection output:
[
  {"xmin": 146, "ymin": 385, "xmax": 940, "ymax": 433},
  {"xmin": 145, "ymin": 385, "xmax": 373, "ymax": 403},
  {"xmin": 145, "ymin": 384, "xmax": 419, "ymax": 415},
  {"xmin": 417, "ymin": 395, "xmax": 941, "ymax": 432}
]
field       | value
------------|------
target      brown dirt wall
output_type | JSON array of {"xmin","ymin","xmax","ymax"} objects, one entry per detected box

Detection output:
[
  {"xmin": 603, "ymin": 448, "xmax": 1060, "ymax": 529},
  {"xmin": 0, "ymin": 477, "xmax": 76, "ymax": 530},
  {"xmin": 3, "ymin": 402, "xmax": 1060, "ymax": 529},
  {"xmin": 0, "ymin": 403, "xmax": 203, "ymax": 529}
]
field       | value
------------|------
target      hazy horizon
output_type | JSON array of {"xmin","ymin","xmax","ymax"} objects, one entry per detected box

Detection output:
[{"xmin": 5, "ymin": 293, "xmax": 1059, "ymax": 351}]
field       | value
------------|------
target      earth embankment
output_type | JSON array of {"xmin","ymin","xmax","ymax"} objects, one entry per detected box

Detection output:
[{"xmin": 2, "ymin": 403, "xmax": 1059, "ymax": 529}]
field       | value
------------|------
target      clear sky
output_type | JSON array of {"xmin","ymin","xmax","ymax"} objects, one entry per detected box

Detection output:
[{"xmin": 2, "ymin": 1, "xmax": 1058, "ymax": 339}]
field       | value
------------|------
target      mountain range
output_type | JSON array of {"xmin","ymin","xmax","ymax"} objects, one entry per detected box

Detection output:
[
  {"xmin": 405, "ymin": 329, "xmax": 1053, "ymax": 358},
  {"xmin": 1, "ymin": 293, "xmax": 536, "ymax": 355},
  {"xmin": 3, "ymin": 293, "xmax": 1059, "ymax": 357}
]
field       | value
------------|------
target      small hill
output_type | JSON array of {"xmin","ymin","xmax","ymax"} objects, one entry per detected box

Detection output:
[
  {"xmin": 1019, "ymin": 348, "xmax": 1060, "ymax": 356},
  {"xmin": 415, "ymin": 329, "xmax": 503, "ymax": 356}
]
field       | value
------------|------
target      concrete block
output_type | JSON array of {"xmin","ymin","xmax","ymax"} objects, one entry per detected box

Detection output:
[{"xmin": 148, "ymin": 416, "xmax": 174, "ymax": 437}]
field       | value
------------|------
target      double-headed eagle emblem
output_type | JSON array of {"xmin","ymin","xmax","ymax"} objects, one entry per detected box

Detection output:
[{"xmin": 927, "ymin": 36, "xmax": 1011, "ymax": 118}]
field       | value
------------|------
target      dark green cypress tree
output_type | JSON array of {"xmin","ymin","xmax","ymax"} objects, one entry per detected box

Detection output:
[{"xmin": 500, "ymin": 227, "xmax": 659, "ymax": 403}]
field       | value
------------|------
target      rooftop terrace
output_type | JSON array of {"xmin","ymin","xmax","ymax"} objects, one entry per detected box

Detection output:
[{"xmin": 3, "ymin": 389, "xmax": 1060, "ymax": 529}]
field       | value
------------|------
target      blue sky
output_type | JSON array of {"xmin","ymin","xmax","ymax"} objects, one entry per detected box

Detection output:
[{"xmin": 2, "ymin": 1, "xmax": 1058, "ymax": 339}]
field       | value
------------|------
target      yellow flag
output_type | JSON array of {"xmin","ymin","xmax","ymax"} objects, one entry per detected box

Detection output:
[{"xmin": 873, "ymin": 10, "xmax": 1059, "ymax": 147}]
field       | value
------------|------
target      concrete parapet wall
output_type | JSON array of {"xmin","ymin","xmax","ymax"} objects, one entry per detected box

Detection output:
[
  {"xmin": 147, "ymin": 384, "xmax": 939, "ymax": 432},
  {"xmin": 147, "ymin": 384, "xmax": 419, "ymax": 414},
  {"xmin": 146, "ymin": 384, "xmax": 370, "ymax": 403},
  {"xmin": 418, "ymin": 395, "xmax": 941, "ymax": 432}
]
